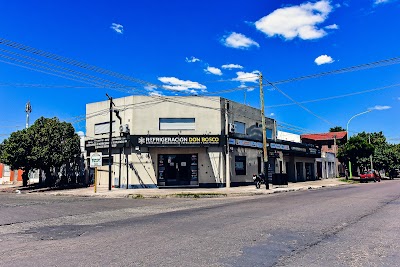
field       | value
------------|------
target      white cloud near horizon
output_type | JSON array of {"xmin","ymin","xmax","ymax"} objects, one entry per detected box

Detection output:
[
  {"xmin": 222, "ymin": 32, "xmax": 259, "ymax": 49},
  {"xmin": 270, "ymin": 113, "xmax": 275, "ymax": 117},
  {"xmin": 158, "ymin": 77, "xmax": 207, "ymax": 92},
  {"xmin": 232, "ymin": 71, "xmax": 260, "ymax": 83},
  {"xmin": 369, "ymin": 105, "xmax": 391, "ymax": 110},
  {"xmin": 314, "ymin": 54, "xmax": 334, "ymax": 65},
  {"xmin": 255, "ymin": 0, "xmax": 334, "ymax": 40},
  {"xmin": 325, "ymin": 24, "xmax": 339, "ymax": 29},
  {"xmin": 185, "ymin": 56, "xmax": 200, "ymax": 63},
  {"xmin": 221, "ymin": 64, "xmax": 244, "ymax": 69},
  {"xmin": 110, "ymin": 23, "xmax": 124, "ymax": 34},
  {"xmin": 204, "ymin": 66, "xmax": 223, "ymax": 76}
]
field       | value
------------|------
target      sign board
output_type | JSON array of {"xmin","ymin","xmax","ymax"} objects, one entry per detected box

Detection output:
[
  {"xmin": 90, "ymin": 152, "xmax": 102, "ymax": 168},
  {"xmin": 85, "ymin": 136, "xmax": 130, "ymax": 151},
  {"xmin": 228, "ymin": 138, "xmax": 263, "ymax": 148},
  {"xmin": 131, "ymin": 135, "xmax": 224, "ymax": 147}
]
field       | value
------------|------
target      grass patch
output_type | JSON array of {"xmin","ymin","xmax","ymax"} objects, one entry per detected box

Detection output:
[
  {"xmin": 172, "ymin": 192, "xmax": 227, "ymax": 198},
  {"xmin": 339, "ymin": 178, "xmax": 359, "ymax": 184}
]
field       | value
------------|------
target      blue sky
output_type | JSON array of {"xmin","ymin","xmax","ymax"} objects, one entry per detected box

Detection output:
[{"xmin": 0, "ymin": 0, "xmax": 399, "ymax": 142}]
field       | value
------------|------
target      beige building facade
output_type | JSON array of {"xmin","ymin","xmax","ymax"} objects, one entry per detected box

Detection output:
[
  {"xmin": 86, "ymin": 96, "xmax": 277, "ymax": 188},
  {"xmin": 85, "ymin": 96, "xmax": 320, "ymax": 188}
]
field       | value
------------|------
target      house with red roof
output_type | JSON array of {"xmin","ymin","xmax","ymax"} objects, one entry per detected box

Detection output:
[{"xmin": 301, "ymin": 131, "xmax": 347, "ymax": 178}]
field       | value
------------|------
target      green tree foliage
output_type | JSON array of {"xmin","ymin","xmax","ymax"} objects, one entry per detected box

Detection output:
[
  {"xmin": 337, "ymin": 135, "xmax": 374, "ymax": 171},
  {"xmin": 338, "ymin": 131, "xmax": 400, "ymax": 176},
  {"xmin": 329, "ymin": 126, "xmax": 346, "ymax": 132},
  {"xmin": 0, "ymin": 117, "xmax": 81, "ymax": 186}
]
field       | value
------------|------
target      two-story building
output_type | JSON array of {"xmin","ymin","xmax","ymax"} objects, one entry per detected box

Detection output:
[{"xmin": 85, "ymin": 96, "xmax": 320, "ymax": 188}]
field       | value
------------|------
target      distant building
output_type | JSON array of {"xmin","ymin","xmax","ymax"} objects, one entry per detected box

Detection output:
[
  {"xmin": 301, "ymin": 131, "xmax": 347, "ymax": 178},
  {"xmin": 0, "ymin": 163, "xmax": 23, "ymax": 184}
]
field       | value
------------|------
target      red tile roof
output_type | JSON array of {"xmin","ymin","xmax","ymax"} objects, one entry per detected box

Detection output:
[{"xmin": 301, "ymin": 131, "xmax": 347, "ymax": 141}]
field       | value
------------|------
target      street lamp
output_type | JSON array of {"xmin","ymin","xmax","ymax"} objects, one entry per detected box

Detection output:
[{"xmin": 346, "ymin": 110, "xmax": 372, "ymax": 178}]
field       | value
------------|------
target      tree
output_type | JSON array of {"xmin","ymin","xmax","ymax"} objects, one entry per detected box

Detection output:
[
  {"xmin": 337, "ymin": 131, "xmax": 400, "ymax": 176},
  {"xmin": 0, "ymin": 117, "xmax": 81, "ymax": 187},
  {"xmin": 337, "ymin": 135, "xmax": 374, "ymax": 173},
  {"xmin": 329, "ymin": 126, "xmax": 346, "ymax": 132},
  {"xmin": 30, "ymin": 117, "xmax": 81, "ymax": 186}
]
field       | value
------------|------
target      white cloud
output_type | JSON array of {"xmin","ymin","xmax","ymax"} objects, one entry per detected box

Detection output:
[
  {"xmin": 232, "ymin": 71, "xmax": 260, "ymax": 83},
  {"xmin": 369, "ymin": 105, "xmax": 391, "ymax": 110},
  {"xmin": 221, "ymin": 64, "xmax": 244, "ymax": 70},
  {"xmin": 110, "ymin": 23, "xmax": 124, "ymax": 34},
  {"xmin": 314, "ymin": 54, "xmax": 334, "ymax": 65},
  {"xmin": 237, "ymin": 83, "xmax": 256, "ymax": 92},
  {"xmin": 144, "ymin": 85, "xmax": 163, "ymax": 96},
  {"xmin": 76, "ymin": 131, "xmax": 85, "ymax": 136},
  {"xmin": 269, "ymin": 113, "xmax": 275, "ymax": 117},
  {"xmin": 398, "ymin": 97, "xmax": 400, "ymax": 100},
  {"xmin": 158, "ymin": 77, "xmax": 207, "ymax": 92},
  {"xmin": 375, "ymin": 0, "xmax": 389, "ymax": 4},
  {"xmin": 185, "ymin": 56, "xmax": 200, "ymax": 63},
  {"xmin": 222, "ymin": 32, "xmax": 259, "ymax": 49},
  {"xmin": 204, "ymin": 66, "xmax": 222, "ymax": 76},
  {"xmin": 255, "ymin": 0, "xmax": 334, "ymax": 40},
  {"xmin": 325, "ymin": 24, "xmax": 339, "ymax": 29}
]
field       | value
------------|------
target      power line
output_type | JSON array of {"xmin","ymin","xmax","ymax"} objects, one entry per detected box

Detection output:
[
  {"xmin": 269, "ymin": 56, "xmax": 400, "ymax": 85},
  {"xmin": 0, "ymin": 38, "xmax": 162, "ymax": 91},
  {"xmin": 0, "ymin": 48, "xmax": 131, "ymax": 90},
  {"xmin": 263, "ymin": 77, "xmax": 335, "ymax": 126},
  {"xmin": 266, "ymin": 83, "xmax": 400, "ymax": 108},
  {"xmin": 0, "ymin": 53, "xmax": 135, "ymax": 95}
]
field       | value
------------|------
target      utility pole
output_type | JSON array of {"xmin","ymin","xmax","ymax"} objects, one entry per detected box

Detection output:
[
  {"xmin": 106, "ymin": 94, "xmax": 114, "ymax": 191},
  {"xmin": 259, "ymin": 72, "xmax": 269, "ymax": 189},
  {"xmin": 333, "ymin": 135, "xmax": 338, "ymax": 177},
  {"xmin": 25, "ymin": 101, "xmax": 32, "ymax": 129},
  {"xmin": 225, "ymin": 100, "xmax": 230, "ymax": 188},
  {"xmin": 369, "ymin": 134, "xmax": 373, "ymax": 170}
]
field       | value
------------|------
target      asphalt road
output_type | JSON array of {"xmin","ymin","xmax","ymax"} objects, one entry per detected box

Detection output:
[{"xmin": 1, "ymin": 180, "xmax": 400, "ymax": 267}]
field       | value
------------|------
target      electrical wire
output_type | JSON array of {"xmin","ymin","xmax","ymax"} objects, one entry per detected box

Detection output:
[
  {"xmin": 263, "ymin": 77, "xmax": 335, "ymax": 126},
  {"xmin": 266, "ymin": 83, "xmax": 400, "ymax": 108}
]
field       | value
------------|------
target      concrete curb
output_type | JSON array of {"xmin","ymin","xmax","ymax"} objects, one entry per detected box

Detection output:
[{"xmin": 38, "ymin": 181, "xmax": 349, "ymax": 199}]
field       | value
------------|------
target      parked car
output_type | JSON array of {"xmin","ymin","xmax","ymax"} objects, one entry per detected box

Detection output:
[
  {"xmin": 359, "ymin": 170, "xmax": 381, "ymax": 183},
  {"xmin": 388, "ymin": 169, "xmax": 399, "ymax": 179}
]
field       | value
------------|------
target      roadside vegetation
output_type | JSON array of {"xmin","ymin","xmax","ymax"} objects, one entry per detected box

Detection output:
[
  {"xmin": 0, "ymin": 117, "xmax": 82, "ymax": 187},
  {"xmin": 337, "ymin": 131, "xmax": 400, "ymax": 177}
]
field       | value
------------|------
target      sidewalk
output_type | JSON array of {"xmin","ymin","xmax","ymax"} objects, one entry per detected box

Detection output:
[{"xmin": 0, "ymin": 178, "xmax": 348, "ymax": 199}]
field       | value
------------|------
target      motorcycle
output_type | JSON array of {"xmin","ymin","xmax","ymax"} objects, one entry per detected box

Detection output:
[{"xmin": 252, "ymin": 174, "xmax": 264, "ymax": 189}]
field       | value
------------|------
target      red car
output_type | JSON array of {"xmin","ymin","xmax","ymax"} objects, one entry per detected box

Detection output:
[{"xmin": 359, "ymin": 170, "xmax": 381, "ymax": 183}]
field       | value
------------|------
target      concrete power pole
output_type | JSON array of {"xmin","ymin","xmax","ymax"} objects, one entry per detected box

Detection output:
[
  {"xmin": 259, "ymin": 72, "xmax": 269, "ymax": 189},
  {"xmin": 369, "ymin": 134, "xmax": 373, "ymax": 170},
  {"xmin": 25, "ymin": 101, "xmax": 32, "ymax": 128},
  {"xmin": 106, "ymin": 94, "xmax": 114, "ymax": 191}
]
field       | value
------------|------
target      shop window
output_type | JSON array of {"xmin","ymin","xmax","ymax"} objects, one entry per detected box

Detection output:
[
  {"xmin": 266, "ymin": 128, "xmax": 273, "ymax": 139},
  {"xmin": 94, "ymin": 121, "xmax": 116, "ymax": 135},
  {"xmin": 234, "ymin": 121, "xmax": 246, "ymax": 134},
  {"xmin": 235, "ymin": 156, "xmax": 246, "ymax": 175},
  {"xmin": 159, "ymin": 118, "xmax": 195, "ymax": 130}
]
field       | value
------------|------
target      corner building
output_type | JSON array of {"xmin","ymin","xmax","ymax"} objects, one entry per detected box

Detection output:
[{"xmin": 85, "ymin": 96, "xmax": 317, "ymax": 188}]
